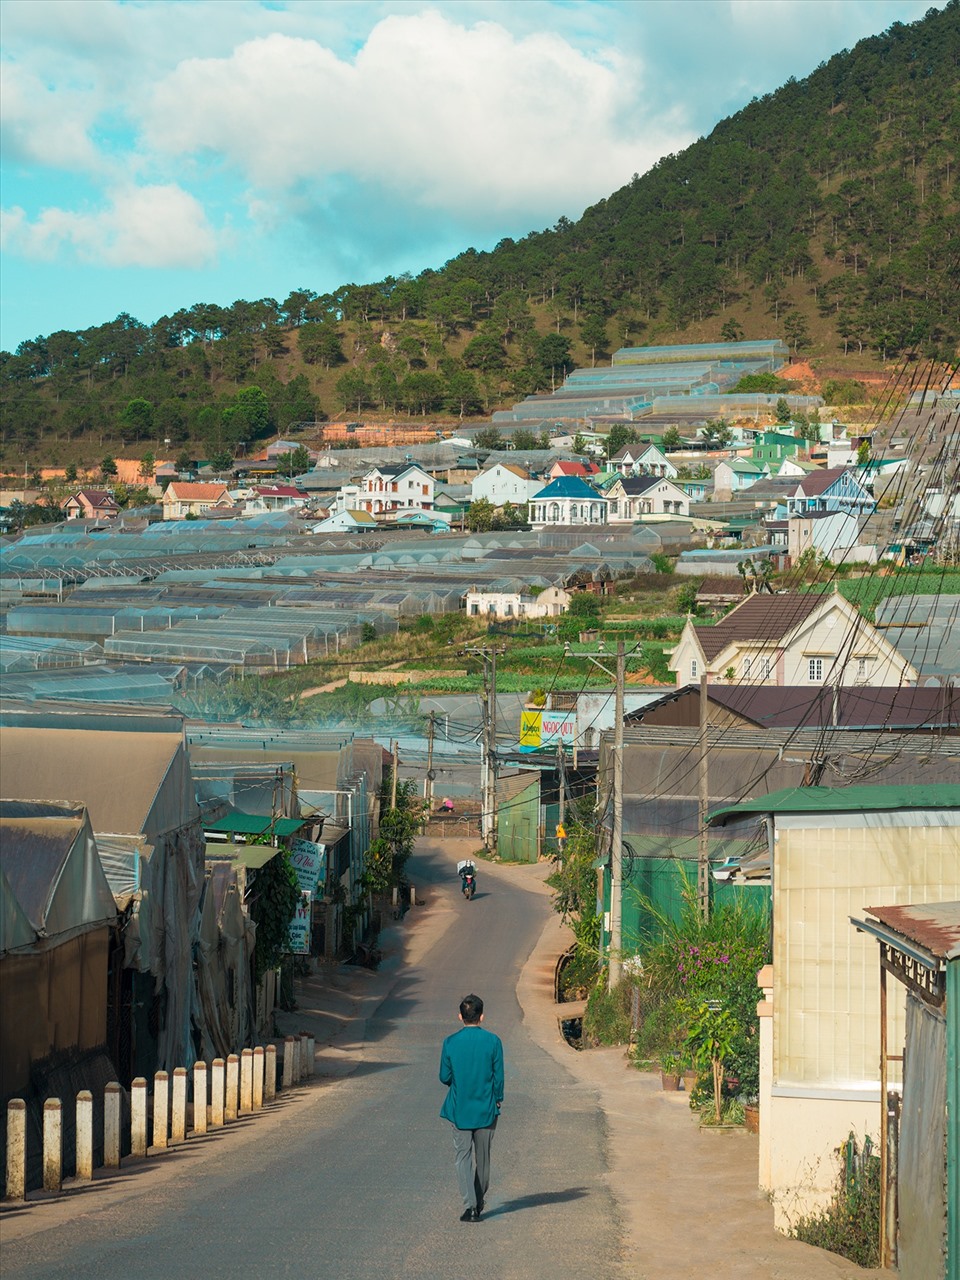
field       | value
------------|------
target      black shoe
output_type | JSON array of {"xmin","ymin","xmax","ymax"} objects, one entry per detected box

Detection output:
[
  {"xmin": 476, "ymin": 1196, "xmax": 484, "ymax": 1216},
  {"xmin": 460, "ymin": 1208, "xmax": 480, "ymax": 1223}
]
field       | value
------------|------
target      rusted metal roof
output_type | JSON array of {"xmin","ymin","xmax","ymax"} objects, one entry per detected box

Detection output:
[{"xmin": 865, "ymin": 901, "xmax": 960, "ymax": 959}]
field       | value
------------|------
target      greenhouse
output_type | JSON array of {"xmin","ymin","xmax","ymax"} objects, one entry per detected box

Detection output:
[{"xmin": 0, "ymin": 634, "xmax": 104, "ymax": 673}]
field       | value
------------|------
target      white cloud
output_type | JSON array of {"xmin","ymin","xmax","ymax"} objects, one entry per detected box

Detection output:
[
  {"xmin": 0, "ymin": 185, "xmax": 218, "ymax": 268},
  {"xmin": 0, "ymin": 61, "xmax": 105, "ymax": 175},
  {"xmin": 142, "ymin": 13, "xmax": 684, "ymax": 219}
]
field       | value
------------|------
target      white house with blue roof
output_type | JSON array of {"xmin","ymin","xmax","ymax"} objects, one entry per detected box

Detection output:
[{"xmin": 528, "ymin": 476, "xmax": 608, "ymax": 529}]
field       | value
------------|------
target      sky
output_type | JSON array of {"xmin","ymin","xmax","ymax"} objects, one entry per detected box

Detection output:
[{"xmin": 0, "ymin": 0, "xmax": 937, "ymax": 352}]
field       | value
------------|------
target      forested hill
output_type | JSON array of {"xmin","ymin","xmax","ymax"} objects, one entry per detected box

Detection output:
[{"xmin": 2, "ymin": 2, "xmax": 959, "ymax": 466}]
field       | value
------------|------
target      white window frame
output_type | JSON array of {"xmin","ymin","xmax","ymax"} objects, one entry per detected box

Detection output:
[
  {"xmin": 690, "ymin": 659, "xmax": 698, "ymax": 681},
  {"xmin": 808, "ymin": 656, "xmax": 824, "ymax": 682}
]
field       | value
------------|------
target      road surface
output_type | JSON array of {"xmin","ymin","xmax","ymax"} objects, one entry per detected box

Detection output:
[{"xmin": 3, "ymin": 844, "xmax": 623, "ymax": 1280}]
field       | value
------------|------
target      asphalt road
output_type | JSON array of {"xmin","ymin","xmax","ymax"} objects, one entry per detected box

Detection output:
[{"xmin": 3, "ymin": 845, "xmax": 622, "ymax": 1280}]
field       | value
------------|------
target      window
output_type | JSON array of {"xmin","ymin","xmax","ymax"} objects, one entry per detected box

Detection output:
[
  {"xmin": 469, "ymin": 603, "xmax": 479, "ymax": 616},
  {"xmin": 808, "ymin": 657, "xmax": 823, "ymax": 682},
  {"xmin": 691, "ymin": 659, "xmax": 698, "ymax": 681},
  {"xmin": 742, "ymin": 657, "xmax": 752, "ymax": 678},
  {"xmin": 761, "ymin": 658, "xmax": 772, "ymax": 680}
]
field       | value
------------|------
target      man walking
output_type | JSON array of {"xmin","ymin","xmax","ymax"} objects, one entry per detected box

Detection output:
[{"xmin": 439, "ymin": 993, "xmax": 504, "ymax": 1222}]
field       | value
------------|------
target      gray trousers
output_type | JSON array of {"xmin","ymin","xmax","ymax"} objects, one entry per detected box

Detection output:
[{"xmin": 451, "ymin": 1119, "xmax": 497, "ymax": 1210}]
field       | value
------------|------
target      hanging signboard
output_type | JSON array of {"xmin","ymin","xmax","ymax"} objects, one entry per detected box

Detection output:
[
  {"xmin": 289, "ymin": 838, "xmax": 326, "ymax": 896},
  {"xmin": 287, "ymin": 891, "xmax": 312, "ymax": 955},
  {"xmin": 519, "ymin": 709, "xmax": 577, "ymax": 751}
]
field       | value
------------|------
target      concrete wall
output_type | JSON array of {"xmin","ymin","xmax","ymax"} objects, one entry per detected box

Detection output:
[{"xmin": 765, "ymin": 815, "xmax": 960, "ymax": 1230}]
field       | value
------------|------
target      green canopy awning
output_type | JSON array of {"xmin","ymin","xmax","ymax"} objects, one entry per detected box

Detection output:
[{"xmin": 204, "ymin": 812, "xmax": 306, "ymax": 838}]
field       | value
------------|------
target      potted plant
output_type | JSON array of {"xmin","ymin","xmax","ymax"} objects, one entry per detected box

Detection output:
[
  {"xmin": 742, "ymin": 1096, "xmax": 760, "ymax": 1133},
  {"xmin": 658, "ymin": 1052, "xmax": 682, "ymax": 1091}
]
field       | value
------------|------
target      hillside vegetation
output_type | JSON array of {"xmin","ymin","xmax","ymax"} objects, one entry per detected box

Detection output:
[{"xmin": 2, "ymin": 3, "xmax": 958, "ymax": 469}]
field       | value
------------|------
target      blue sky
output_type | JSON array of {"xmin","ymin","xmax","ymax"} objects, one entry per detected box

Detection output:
[{"xmin": 0, "ymin": 0, "xmax": 936, "ymax": 351}]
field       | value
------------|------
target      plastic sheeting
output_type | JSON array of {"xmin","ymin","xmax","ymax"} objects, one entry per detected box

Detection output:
[{"xmin": 898, "ymin": 994, "xmax": 948, "ymax": 1279}]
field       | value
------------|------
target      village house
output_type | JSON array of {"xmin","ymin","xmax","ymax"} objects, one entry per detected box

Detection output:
[
  {"xmin": 528, "ymin": 476, "xmax": 608, "ymax": 529},
  {"xmin": 470, "ymin": 463, "xmax": 542, "ymax": 508},
  {"xmin": 547, "ymin": 459, "xmax": 602, "ymax": 482},
  {"xmin": 669, "ymin": 589, "xmax": 918, "ymax": 687},
  {"xmin": 309, "ymin": 509, "xmax": 378, "ymax": 533},
  {"xmin": 785, "ymin": 509, "xmax": 874, "ymax": 564},
  {"xmin": 357, "ymin": 463, "xmax": 435, "ymax": 516},
  {"xmin": 713, "ymin": 457, "xmax": 767, "ymax": 499},
  {"xmin": 61, "ymin": 489, "xmax": 120, "ymax": 521},
  {"xmin": 751, "ymin": 430, "xmax": 806, "ymax": 469},
  {"xmin": 782, "ymin": 467, "xmax": 874, "ymax": 519},
  {"xmin": 608, "ymin": 443, "xmax": 678, "ymax": 479},
  {"xmin": 606, "ymin": 475, "xmax": 690, "ymax": 522},
  {"xmin": 162, "ymin": 481, "xmax": 232, "ymax": 520},
  {"xmin": 464, "ymin": 585, "xmax": 571, "ymax": 619},
  {"xmin": 776, "ymin": 457, "xmax": 821, "ymax": 479},
  {"xmin": 245, "ymin": 484, "xmax": 309, "ymax": 513}
]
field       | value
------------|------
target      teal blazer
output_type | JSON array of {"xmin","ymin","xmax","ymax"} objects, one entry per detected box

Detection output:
[{"xmin": 439, "ymin": 1025, "xmax": 504, "ymax": 1129}]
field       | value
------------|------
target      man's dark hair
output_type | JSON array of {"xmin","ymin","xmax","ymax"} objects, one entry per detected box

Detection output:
[{"xmin": 460, "ymin": 994, "xmax": 484, "ymax": 1024}]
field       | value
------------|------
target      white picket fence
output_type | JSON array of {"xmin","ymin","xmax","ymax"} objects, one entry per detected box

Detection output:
[{"xmin": 4, "ymin": 1033, "xmax": 314, "ymax": 1200}]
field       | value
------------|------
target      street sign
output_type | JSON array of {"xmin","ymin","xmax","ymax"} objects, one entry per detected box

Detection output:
[
  {"xmin": 519, "ymin": 709, "xmax": 577, "ymax": 750},
  {"xmin": 287, "ymin": 892, "xmax": 312, "ymax": 955},
  {"xmin": 290, "ymin": 838, "xmax": 325, "ymax": 896}
]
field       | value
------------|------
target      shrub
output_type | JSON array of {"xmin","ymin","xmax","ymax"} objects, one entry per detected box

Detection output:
[
  {"xmin": 582, "ymin": 980, "xmax": 633, "ymax": 1046},
  {"xmin": 792, "ymin": 1134, "xmax": 880, "ymax": 1267}
]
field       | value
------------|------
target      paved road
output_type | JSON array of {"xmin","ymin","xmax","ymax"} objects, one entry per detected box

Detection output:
[{"xmin": 4, "ymin": 846, "xmax": 622, "ymax": 1280}]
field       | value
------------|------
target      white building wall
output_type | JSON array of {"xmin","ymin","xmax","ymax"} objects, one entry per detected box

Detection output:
[{"xmin": 767, "ymin": 817, "xmax": 960, "ymax": 1230}]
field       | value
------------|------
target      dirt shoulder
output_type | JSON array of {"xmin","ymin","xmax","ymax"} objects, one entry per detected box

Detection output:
[{"xmin": 512, "ymin": 864, "xmax": 884, "ymax": 1280}]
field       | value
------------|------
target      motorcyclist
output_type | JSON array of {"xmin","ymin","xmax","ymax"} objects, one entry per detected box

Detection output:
[{"xmin": 458, "ymin": 860, "xmax": 477, "ymax": 899}]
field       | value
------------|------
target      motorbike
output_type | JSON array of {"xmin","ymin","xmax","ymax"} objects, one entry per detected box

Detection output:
[{"xmin": 457, "ymin": 859, "xmax": 477, "ymax": 900}]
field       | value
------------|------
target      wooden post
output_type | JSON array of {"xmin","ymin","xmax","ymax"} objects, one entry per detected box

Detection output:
[
  {"xmin": 153, "ymin": 1071, "xmax": 169, "ymax": 1149},
  {"xmin": 43, "ymin": 1098, "xmax": 62, "ymax": 1192},
  {"xmin": 210, "ymin": 1059, "xmax": 225, "ymax": 1128},
  {"xmin": 131, "ymin": 1078, "xmax": 148, "ymax": 1157},
  {"xmin": 193, "ymin": 1061, "xmax": 208, "ymax": 1136},
  {"xmin": 104, "ymin": 1083, "xmax": 121, "ymax": 1168},
  {"xmin": 252, "ymin": 1046, "xmax": 264, "ymax": 1110},
  {"xmin": 75, "ymin": 1091, "xmax": 94, "ymax": 1180},
  {"xmin": 240, "ymin": 1049, "xmax": 253, "ymax": 1113},
  {"xmin": 171, "ymin": 1068, "xmax": 187, "ymax": 1143},
  {"xmin": 265, "ymin": 1045, "xmax": 277, "ymax": 1101},
  {"xmin": 225, "ymin": 1055, "xmax": 239, "ymax": 1121},
  {"xmin": 6, "ymin": 1099, "xmax": 26, "ymax": 1200}
]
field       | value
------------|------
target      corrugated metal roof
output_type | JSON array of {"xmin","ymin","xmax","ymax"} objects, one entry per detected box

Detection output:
[
  {"xmin": 864, "ymin": 901, "xmax": 960, "ymax": 959},
  {"xmin": 710, "ymin": 784, "xmax": 960, "ymax": 823}
]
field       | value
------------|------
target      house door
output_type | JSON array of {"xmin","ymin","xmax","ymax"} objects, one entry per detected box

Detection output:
[{"xmin": 898, "ymin": 992, "xmax": 947, "ymax": 1279}]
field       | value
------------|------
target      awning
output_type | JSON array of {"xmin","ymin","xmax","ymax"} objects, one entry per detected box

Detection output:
[
  {"xmin": 205, "ymin": 842, "xmax": 279, "ymax": 869},
  {"xmin": 204, "ymin": 812, "xmax": 305, "ymax": 839}
]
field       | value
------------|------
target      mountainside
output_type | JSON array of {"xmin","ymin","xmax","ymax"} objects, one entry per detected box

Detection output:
[{"xmin": 2, "ymin": 2, "xmax": 958, "ymax": 468}]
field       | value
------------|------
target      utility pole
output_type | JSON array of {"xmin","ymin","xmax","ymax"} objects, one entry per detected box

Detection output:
[
  {"xmin": 489, "ymin": 648, "xmax": 498, "ymax": 855},
  {"xmin": 697, "ymin": 673, "xmax": 710, "ymax": 922},
  {"xmin": 463, "ymin": 646, "xmax": 502, "ymax": 854},
  {"xmin": 391, "ymin": 738, "xmax": 399, "ymax": 810},
  {"xmin": 424, "ymin": 711, "xmax": 436, "ymax": 813},
  {"xmin": 608, "ymin": 637, "xmax": 625, "ymax": 991}
]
